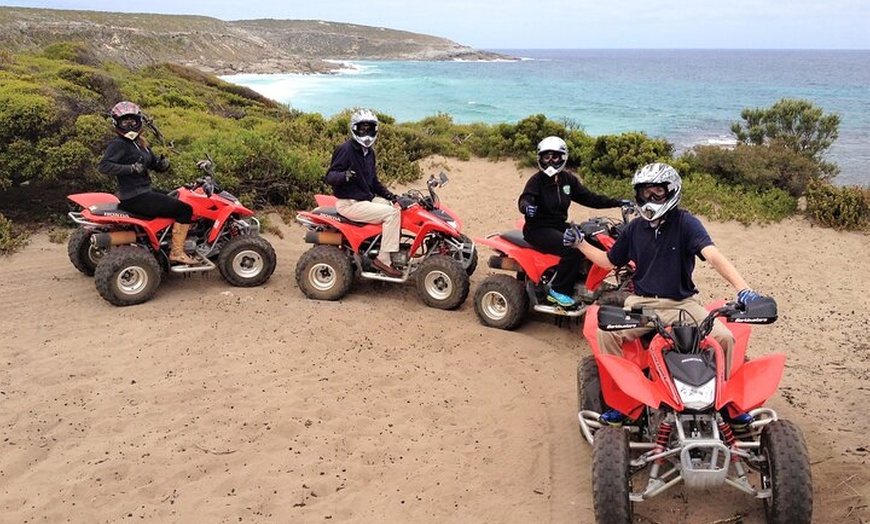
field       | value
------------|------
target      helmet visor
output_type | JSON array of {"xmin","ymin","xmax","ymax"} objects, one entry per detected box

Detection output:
[
  {"xmin": 354, "ymin": 122, "xmax": 377, "ymax": 137},
  {"xmin": 539, "ymin": 151, "xmax": 564, "ymax": 169},
  {"xmin": 117, "ymin": 116, "xmax": 142, "ymax": 132},
  {"xmin": 638, "ymin": 184, "xmax": 668, "ymax": 203}
]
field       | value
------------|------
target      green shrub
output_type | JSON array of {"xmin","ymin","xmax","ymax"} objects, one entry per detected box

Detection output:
[
  {"xmin": 805, "ymin": 180, "xmax": 869, "ymax": 230},
  {"xmin": 585, "ymin": 132, "xmax": 674, "ymax": 179},
  {"xmin": 0, "ymin": 212, "xmax": 28, "ymax": 254},
  {"xmin": 684, "ymin": 143, "xmax": 819, "ymax": 197}
]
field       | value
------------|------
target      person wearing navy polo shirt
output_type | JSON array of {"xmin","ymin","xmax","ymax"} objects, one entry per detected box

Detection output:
[{"xmin": 567, "ymin": 163, "xmax": 762, "ymax": 428}]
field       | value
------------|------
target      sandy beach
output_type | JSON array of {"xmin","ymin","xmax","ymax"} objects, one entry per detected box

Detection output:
[{"xmin": 1, "ymin": 155, "xmax": 868, "ymax": 524}]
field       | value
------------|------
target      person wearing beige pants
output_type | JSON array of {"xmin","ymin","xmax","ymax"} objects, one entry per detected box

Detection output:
[
  {"xmin": 335, "ymin": 196, "xmax": 400, "ymax": 265},
  {"xmin": 324, "ymin": 109, "xmax": 402, "ymax": 277},
  {"xmin": 565, "ymin": 163, "xmax": 763, "ymax": 428}
]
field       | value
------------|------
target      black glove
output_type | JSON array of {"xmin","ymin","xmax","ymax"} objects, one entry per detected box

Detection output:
[
  {"xmin": 156, "ymin": 155, "xmax": 170, "ymax": 172},
  {"xmin": 384, "ymin": 191, "xmax": 398, "ymax": 203},
  {"xmin": 396, "ymin": 195, "xmax": 415, "ymax": 209},
  {"xmin": 524, "ymin": 204, "xmax": 537, "ymax": 218},
  {"xmin": 618, "ymin": 199, "xmax": 634, "ymax": 208},
  {"xmin": 344, "ymin": 170, "xmax": 356, "ymax": 183},
  {"xmin": 130, "ymin": 161, "xmax": 147, "ymax": 175}
]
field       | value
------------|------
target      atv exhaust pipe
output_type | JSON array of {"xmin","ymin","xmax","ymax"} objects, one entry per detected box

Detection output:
[
  {"xmin": 305, "ymin": 230, "xmax": 343, "ymax": 245},
  {"xmin": 488, "ymin": 255, "xmax": 521, "ymax": 272},
  {"xmin": 91, "ymin": 231, "xmax": 137, "ymax": 249}
]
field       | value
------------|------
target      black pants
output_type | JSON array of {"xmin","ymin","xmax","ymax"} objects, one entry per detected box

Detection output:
[
  {"xmin": 523, "ymin": 224, "xmax": 585, "ymax": 295},
  {"xmin": 120, "ymin": 191, "xmax": 193, "ymax": 224}
]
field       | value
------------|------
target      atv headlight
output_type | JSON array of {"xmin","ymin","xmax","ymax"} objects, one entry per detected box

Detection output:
[{"xmin": 674, "ymin": 378, "xmax": 716, "ymax": 410}]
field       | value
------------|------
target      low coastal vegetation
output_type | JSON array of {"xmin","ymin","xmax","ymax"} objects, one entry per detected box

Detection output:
[{"xmin": 0, "ymin": 44, "xmax": 867, "ymax": 252}]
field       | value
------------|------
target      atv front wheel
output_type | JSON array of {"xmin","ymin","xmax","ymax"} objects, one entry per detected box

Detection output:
[
  {"xmin": 94, "ymin": 246, "xmax": 161, "ymax": 306},
  {"xmin": 459, "ymin": 234, "xmax": 478, "ymax": 276},
  {"xmin": 295, "ymin": 245, "xmax": 354, "ymax": 301},
  {"xmin": 578, "ymin": 355, "xmax": 604, "ymax": 415},
  {"xmin": 218, "ymin": 236, "xmax": 277, "ymax": 287},
  {"xmin": 760, "ymin": 420, "xmax": 813, "ymax": 524},
  {"xmin": 473, "ymin": 274, "xmax": 528, "ymax": 330},
  {"xmin": 67, "ymin": 228, "xmax": 104, "ymax": 276},
  {"xmin": 415, "ymin": 255, "xmax": 469, "ymax": 310},
  {"xmin": 592, "ymin": 426, "xmax": 633, "ymax": 524}
]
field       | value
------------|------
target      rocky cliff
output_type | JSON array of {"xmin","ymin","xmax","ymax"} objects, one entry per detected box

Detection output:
[{"xmin": 0, "ymin": 6, "xmax": 509, "ymax": 74}]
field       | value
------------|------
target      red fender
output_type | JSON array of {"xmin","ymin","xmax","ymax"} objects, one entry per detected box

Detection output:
[
  {"xmin": 315, "ymin": 194, "xmax": 338, "ymax": 207},
  {"xmin": 67, "ymin": 192, "xmax": 119, "ymax": 208},
  {"xmin": 718, "ymin": 353, "xmax": 786, "ymax": 412},
  {"xmin": 706, "ymin": 299, "xmax": 752, "ymax": 374},
  {"xmin": 475, "ymin": 234, "xmax": 559, "ymax": 283},
  {"xmin": 596, "ymin": 354, "xmax": 663, "ymax": 418}
]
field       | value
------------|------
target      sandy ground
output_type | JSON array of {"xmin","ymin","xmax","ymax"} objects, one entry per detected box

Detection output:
[{"xmin": 1, "ymin": 155, "xmax": 868, "ymax": 524}]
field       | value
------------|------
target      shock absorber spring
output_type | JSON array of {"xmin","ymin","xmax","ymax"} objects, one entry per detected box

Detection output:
[
  {"xmin": 718, "ymin": 421, "xmax": 737, "ymax": 447},
  {"xmin": 653, "ymin": 421, "xmax": 673, "ymax": 464}
]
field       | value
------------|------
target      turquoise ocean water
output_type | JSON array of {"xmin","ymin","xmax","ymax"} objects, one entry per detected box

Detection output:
[{"xmin": 223, "ymin": 49, "xmax": 870, "ymax": 186}]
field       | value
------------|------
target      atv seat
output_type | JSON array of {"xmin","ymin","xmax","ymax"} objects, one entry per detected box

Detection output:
[
  {"xmin": 500, "ymin": 230, "xmax": 536, "ymax": 249},
  {"xmin": 312, "ymin": 206, "xmax": 371, "ymax": 228},
  {"xmin": 88, "ymin": 203, "xmax": 152, "ymax": 221}
]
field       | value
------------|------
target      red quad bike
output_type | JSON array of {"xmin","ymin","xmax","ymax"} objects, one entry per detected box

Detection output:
[
  {"xmin": 294, "ymin": 171, "xmax": 477, "ymax": 310},
  {"xmin": 577, "ymin": 297, "xmax": 812, "ymax": 524},
  {"xmin": 472, "ymin": 205, "xmax": 635, "ymax": 330},
  {"xmin": 67, "ymin": 159, "xmax": 277, "ymax": 306}
]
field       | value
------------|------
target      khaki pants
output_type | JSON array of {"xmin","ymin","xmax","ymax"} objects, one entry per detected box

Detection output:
[
  {"xmin": 597, "ymin": 295, "xmax": 736, "ymax": 378},
  {"xmin": 335, "ymin": 197, "xmax": 400, "ymax": 264}
]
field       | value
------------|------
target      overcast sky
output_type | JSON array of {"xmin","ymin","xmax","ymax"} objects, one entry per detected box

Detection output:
[{"xmin": 7, "ymin": 0, "xmax": 869, "ymax": 50}]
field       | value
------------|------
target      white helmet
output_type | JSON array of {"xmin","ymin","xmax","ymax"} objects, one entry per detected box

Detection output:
[
  {"xmin": 631, "ymin": 163, "xmax": 682, "ymax": 222},
  {"xmin": 536, "ymin": 136, "xmax": 568, "ymax": 177},
  {"xmin": 350, "ymin": 109, "xmax": 378, "ymax": 148}
]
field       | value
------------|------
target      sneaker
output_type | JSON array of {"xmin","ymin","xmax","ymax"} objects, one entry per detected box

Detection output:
[
  {"xmin": 547, "ymin": 289, "xmax": 576, "ymax": 307},
  {"xmin": 726, "ymin": 412, "xmax": 754, "ymax": 432},
  {"xmin": 598, "ymin": 409, "xmax": 628, "ymax": 427}
]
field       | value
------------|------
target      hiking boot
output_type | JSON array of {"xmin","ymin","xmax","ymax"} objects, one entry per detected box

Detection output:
[
  {"xmin": 372, "ymin": 257, "xmax": 402, "ymax": 278},
  {"xmin": 547, "ymin": 289, "xmax": 576, "ymax": 308},
  {"xmin": 599, "ymin": 409, "xmax": 628, "ymax": 427}
]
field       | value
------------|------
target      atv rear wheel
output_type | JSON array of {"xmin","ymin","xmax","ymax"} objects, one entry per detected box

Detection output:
[
  {"xmin": 67, "ymin": 228, "xmax": 104, "ymax": 276},
  {"xmin": 578, "ymin": 355, "xmax": 604, "ymax": 415},
  {"xmin": 295, "ymin": 245, "xmax": 354, "ymax": 301},
  {"xmin": 592, "ymin": 426, "xmax": 633, "ymax": 524},
  {"xmin": 415, "ymin": 255, "xmax": 469, "ymax": 310},
  {"xmin": 94, "ymin": 246, "xmax": 161, "ymax": 306},
  {"xmin": 218, "ymin": 235, "xmax": 277, "ymax": 287},
  {"xmin": 473, "ymin": 274, "xmax": 528, "ymax": 330},
  {"xmin": 760, "ymin": 420, "xmax": 813, "ymax": 524}
]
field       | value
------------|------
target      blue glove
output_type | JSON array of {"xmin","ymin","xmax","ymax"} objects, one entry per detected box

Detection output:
[
  {"xmin": 524, "ymin": 204, "xmax": 537, "ymax": 218},
  {"xmin": 737, "ymin": 288, "xmax": 761, "ymax": 305},
  {"xmin": 562, "ymin": 225, "xmax": 584, "ymax": 247},
  {"xmin": 618, "ymin": 199, "xmax": 634, "ymax": 208}
]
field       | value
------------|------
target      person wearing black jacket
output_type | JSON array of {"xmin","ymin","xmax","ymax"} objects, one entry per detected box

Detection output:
[
  {"xmin": 97, "ymin": 101, "xmax": 197, "ymax": 265},
  {"xmin": 517, "ymin": 136, "xmax": 627, "ymax": 308},
  {"xmin": 324, "ymin": 109, "xmax": 402, "ymax": 278}
]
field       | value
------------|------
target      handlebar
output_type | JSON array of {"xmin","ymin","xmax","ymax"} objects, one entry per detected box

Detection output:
[
  {"xmin": 398, "ymin": 171, "xmax": 451, "ymax": 211},
  {"xmin": 598, "ymin": 296, "xmax": 778, "ymax": 353}
]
